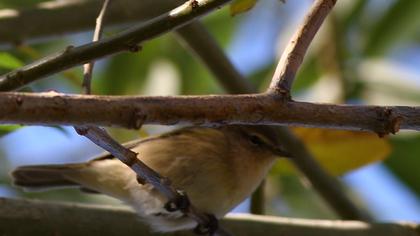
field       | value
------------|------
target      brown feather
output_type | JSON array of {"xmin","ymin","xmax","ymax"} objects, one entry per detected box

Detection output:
[{"xmin": 11, "ymin": 164, "xmax": 84, "ymax": 189}]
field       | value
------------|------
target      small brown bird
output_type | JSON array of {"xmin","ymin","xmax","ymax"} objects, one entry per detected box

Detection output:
[{"xmin": 12, "ymin": 125, "xmax": 288, "ymax": 232}]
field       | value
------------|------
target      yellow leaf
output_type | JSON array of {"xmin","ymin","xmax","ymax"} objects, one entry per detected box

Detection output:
[
  {"xmin": 138, "ymin": 129, "xmax": 150, "ymax": 138},
  {"xmin": 230, "ymin": 0, "xmax": 258, "ymax": 16},
  {"xmin": 273, "ymin": 128, "xmax": 391, "ymax": 176}
]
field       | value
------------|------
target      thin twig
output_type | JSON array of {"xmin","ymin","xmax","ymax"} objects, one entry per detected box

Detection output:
[
  {"xmin": 81, "ymin": 0, "xmax": 110, "ymax": 94},
  {"xmin": 267, "ymin": 0, "xmax": 337, "ymax": 95},
  {"xmin": 75, "ymin": 126, "xmax": 178, "ymax": 198},
  {"xmin": 0, "ymin": 0, "xmax": 232, "ymax": 91}
]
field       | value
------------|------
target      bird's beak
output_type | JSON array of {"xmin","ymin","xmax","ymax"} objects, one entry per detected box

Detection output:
[{"xmin": 270, "ymin": 146, "xmax": 292, "ymax": 158}]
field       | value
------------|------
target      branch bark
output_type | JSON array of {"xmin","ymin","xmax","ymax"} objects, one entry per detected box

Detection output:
[
  {"xmin": 0, "ymin": 198, "xmax": 418, "ymax": 236},
  {"xmin": 0, "ymin": 92, "xmax": 415, "ymax": 134},
  {"xmin": 0, "ymin": 0, "xmax": 232, "ymax": 91},
  {"xmin": 0, "ymin": 0, "xmax": 182, "ymax": 45},
  {"xmin": 268, "ymin": 0, "xmax": 337, "ymax": 94}
]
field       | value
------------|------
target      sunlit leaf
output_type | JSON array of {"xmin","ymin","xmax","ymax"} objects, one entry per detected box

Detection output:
[
  {"xmin": 273, "ymin": 128, "xmax": 391, "ymax": 176},
  {"xmin": 0, "ymin": 52, "xmax": 23, "ymax": 69},
  {"xmin": 0, "ymin": 125, "xmax": 21, "ymax": 138},
  {"xmin": 230, "ymin": 0, "xmax": 259, "ymax": 16}
]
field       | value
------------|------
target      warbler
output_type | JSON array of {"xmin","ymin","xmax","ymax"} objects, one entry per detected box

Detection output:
[{"xmin": 12, "ymin": 125, "xmax": 289, "ymax": 233}]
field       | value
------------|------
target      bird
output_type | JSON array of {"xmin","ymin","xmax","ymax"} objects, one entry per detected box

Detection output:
[{"xmin": 11, "ymin": 125, "xmax": 289, "ymax": 233}]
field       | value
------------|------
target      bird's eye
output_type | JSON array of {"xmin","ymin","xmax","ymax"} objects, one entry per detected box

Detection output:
[{"xmin": 249, "ymin": 134, "xmax": 264, "ymax": 146}]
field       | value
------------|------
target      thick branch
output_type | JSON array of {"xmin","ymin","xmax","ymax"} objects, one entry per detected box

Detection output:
[
  {"xmin": 0, "ymin": 0, "xmax": 232, "ymax": 91},
  {"xmin": 0, "ymin": 198, "xmax": 418, "ymax": 236},
  {"xmin": 268, "ymin": 0, "xmax": 337, "ymax": 94},
  {"xmin": 0, "ymin": 92, "xmax": 415, "ymax": 134}
]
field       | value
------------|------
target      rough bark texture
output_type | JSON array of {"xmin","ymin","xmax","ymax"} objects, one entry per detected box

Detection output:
[
  {"xmin": 269, "ymin": 0, "xmax": 337, "ymax": 94},
  {"xmin": 0, "ymin": 92, "xmax": 417, "ymax": 134}
]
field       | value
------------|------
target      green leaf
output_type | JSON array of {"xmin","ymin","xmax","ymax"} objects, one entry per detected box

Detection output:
[
  {"xmin": 339, "ymin": 0, "xmax": 368, "ymax": 31},
  {"xmin": 0, "ymin": 125, "xmax": 21, "ymax": 138},
  {"xmin": 364, "ymin": 0, "xmax": 420, "ymax": 57},
  {"xmin": 230, "ymin": 0, "xmax": 259, "ymax": 16},
  {"xmin": 0, "ymin": 52, "xmax": 23, "ymax": 69},
  {"xmin": 385, "ymin": 135, "xmax": 420, "ymax": 195},
  {"xmin": 0, "ymin": 0, "xmax": 49, "ymax": 9}
]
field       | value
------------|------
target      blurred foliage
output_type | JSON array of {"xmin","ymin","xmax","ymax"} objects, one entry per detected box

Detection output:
[
  {"xmin": 0, "ymin": 52, "xmax": 23, "ymax": 69},
  {"xmin": 1, "ymin": 0, "xmax": 420, "ymax": 221},
  {"xmin": 293, "ymin": 55, "xmax": 322, "ymax": 92},
  {"xmin": 266, "ymin": 175, "xmax": 336, "ymax": 219},
  {"xmin": 364, "ymin": 1, "xmax": 420, "ymax": 57}
]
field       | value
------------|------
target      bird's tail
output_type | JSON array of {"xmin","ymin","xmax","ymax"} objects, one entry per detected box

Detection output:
[{"xmin": 11, "ymin": 163, "xmax": 85, "ymax": 191}]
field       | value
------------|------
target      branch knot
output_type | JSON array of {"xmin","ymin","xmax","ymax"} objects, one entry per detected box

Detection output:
[{"xmin": 375, "ymin": 107, "xmax": 403, "ymax": 137}]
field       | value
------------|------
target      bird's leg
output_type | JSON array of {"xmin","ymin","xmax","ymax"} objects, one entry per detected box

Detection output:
[
  {"xmin": 193, "ymin": 213, "xmax": 218, "ymax": 235},
  {"xmin": 164, "ymin": 190, "xmax": 191, "ymax": 212}
]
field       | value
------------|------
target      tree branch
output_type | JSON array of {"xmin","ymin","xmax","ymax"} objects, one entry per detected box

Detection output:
[
  {"xmin": 0, "ymin": 0, "xmax": 232, "ymax": 91},
  {"xmin": 267, "ymin": 0, "xmax": 337, "ymax": 95},
  {"xmin": 1, "ymin": 198, "xmax": 418, "ymax": 236},
  {"xmin": 0, "ymin": 92, "xmax": 414, "ymax": 134},
  {"xmin": 0, "ymin": 0, "xmax": 183, "ymax": 45},
  {"xmin": 80, "ymin": 0, "xmax": 111, "ymax": 94}
]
